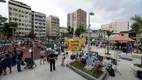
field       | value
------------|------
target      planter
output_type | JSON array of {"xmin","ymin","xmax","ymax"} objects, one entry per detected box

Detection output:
[
  {"xmin": 130, "ymin": 64, "xmax": 142, "ymax": 75},
  {"xmin": 66, "ymin": 63, "xmax": 109, "ymax": 80},
  {"xmin": 132, "ymin": 53, "xmax": 142, "ymax": 59}
]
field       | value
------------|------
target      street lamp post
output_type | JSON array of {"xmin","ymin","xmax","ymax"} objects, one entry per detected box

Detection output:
[{"xmin": 87, "ymin": 12, "xmax": 94, "ymax": 57}]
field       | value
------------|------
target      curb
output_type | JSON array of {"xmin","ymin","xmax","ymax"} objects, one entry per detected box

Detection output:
[
  {"xmin": 120, "ymin": 56, "xmax": 132, "ymax": 61},
  {"xmin": 66, "ymin": 64, "xmax": 109, "ymax": 80}
]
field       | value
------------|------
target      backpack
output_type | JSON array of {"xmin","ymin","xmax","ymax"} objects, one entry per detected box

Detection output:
[{"xmin": 107, "ymin": 65, "xmax": 115, "ymax": 77}]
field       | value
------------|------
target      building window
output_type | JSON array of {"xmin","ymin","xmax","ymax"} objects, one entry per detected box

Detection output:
[
  {"xmin": 9, "ymin": 17, "xmax": 12, "ymax": 20},
  {"xmin": 22, "ymin": 11, "xmax": 24, "ymax": 13},
  {"xmin": 19, "ymin": 19, "xmax": 21, "ymax": 22},
  {"xmin": 9, "ymin": 12, "xmax": 12, "ymax": 15},
  {"xmin": 19, "ymin": 14, "xmax": 21, "ymax": 17},
  {"xmin": 19, "ymin": 23, "xmax": 21, "ymax": 26}
]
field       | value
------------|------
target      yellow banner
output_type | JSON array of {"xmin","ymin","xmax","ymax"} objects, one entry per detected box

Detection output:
[{"xmin": 64, "ymin": 38, "xmax": 85, "ymax": 53}]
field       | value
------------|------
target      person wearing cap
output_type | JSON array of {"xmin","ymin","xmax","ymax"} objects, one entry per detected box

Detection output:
[{"xmin": 48, "ymin": 50, "xmax": 56, "ymax": 72}]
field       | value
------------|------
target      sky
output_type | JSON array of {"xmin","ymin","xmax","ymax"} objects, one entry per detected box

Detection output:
[{"xmin": 0, "ymin": 0, "xmax": 142, "ymax": 30}]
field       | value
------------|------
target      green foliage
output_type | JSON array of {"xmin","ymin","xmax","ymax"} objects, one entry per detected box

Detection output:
[
  {"xmin": 106, "ymin": 30, "xmax": 113, "ymax": 37},
  {"xmin": 75, "ymin": 26, "xmax": 86, "ymax": 37},
  {"xmin": 67, "ymin": 26, "xmax": 74, "ymax": 37},
  {"xmin": 131, "ymin": 15, "xmax": 142, "ymax": 35},
  {"xmin": 2, "ymin": 22, "xmax": 18, "ymax": 38},
  {"xmin": 28, "ymin": 30, "xmax": 36, "ymax": 39},
  {"xmin": 56, "ymin": 30, "xmax": 60, "ymax": 36},
  {"xmin": 131, "ymin": 15, "xmax": 142, "ymax": 65},
  {"xmin": 71, "ymin": 61, "xmax": 103, "ymax": 78},
  {"xmin": 0, "ymin": 15, "xmax": 7, "ymax": 26}
]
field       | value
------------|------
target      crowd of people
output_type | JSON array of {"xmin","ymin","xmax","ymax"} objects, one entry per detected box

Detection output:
[{"xmin": 0, "ymin": 47, "xmax": 24, "ymax": 75}]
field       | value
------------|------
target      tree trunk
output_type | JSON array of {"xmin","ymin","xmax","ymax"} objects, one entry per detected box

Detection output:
[
  {"xmin": 141, "ymin": 53, "xmax": 142, "ymax": 65},
  {"xmin": 107, "ymin": 40, "xmax": 109, "ymax": 54}
]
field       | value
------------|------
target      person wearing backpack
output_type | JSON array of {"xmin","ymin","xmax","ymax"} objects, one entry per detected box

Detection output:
[{"xmin": 104, "ymin": 57, "xmax": 115, "ymax": 77}]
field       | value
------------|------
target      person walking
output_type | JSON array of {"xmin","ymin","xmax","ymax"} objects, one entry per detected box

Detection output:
[
  {"xmin": 61, "ymin": 53, "xmax": 66, "ymax": 67},
  {"xmin": 17, "ymin": 51, "xmax": 23, "ymax": 72},
  {"xmin": 40, "ymin": 48, "xmax": 45, "ymax": 65},
  {"xmin": 48, "ymin": 52, "xmax": 56, "ymax": 72}
]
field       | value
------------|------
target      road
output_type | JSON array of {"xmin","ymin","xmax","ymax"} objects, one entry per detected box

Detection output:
[{"xmin": 0, "ymin": 55, "xmax": 86, "ymax": 80}]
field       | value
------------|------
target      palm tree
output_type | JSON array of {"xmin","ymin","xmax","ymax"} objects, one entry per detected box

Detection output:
[
  {"xmin": 106, "ymin": 30, "xmax": 113, "ymax": 54},
  {"xmin": 131, "ymin": 15, "xmax": 142, "ymax": 65},
  {"xmin": 131, "ymin": 15, "xmax": 142, "ymax": 53}
]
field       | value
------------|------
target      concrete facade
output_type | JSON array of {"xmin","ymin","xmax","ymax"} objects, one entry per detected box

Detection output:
[
  {"xmin": 47, "ymin": 15, "xmax": 60, "ymax": 36},
  {"xmin": 67, "ymin": 9, "xmax": 86, "ymax": 31},
  {"xmin": 60, "ymin": 27, "xmax": 68, "ymax": 33},
  {"xmin": 32, "ymin": 11, "xmax": 46, "ymax": 40},
  {"xmin": 101, "ymin": 22, "xmax": 129, "ymax": 33},
  {"xmin": 8, "ymin": 0, "xmax": 32, "ymax": 37}
]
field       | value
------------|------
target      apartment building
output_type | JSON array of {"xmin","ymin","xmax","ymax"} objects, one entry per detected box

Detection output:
[
  {"xmin": 101, "ymin": 22, "xmax": 129, "ymax": 33},
  {"xmin": 32, "ymin": 11, "xmax": 46, "ymax": 40},
  {"xmin": 47, "ymin": 15, "xmax": 60, "ymax": 37},
  {"xmin": 67, "ymin": 9, "xmax": 87, "ymax": 31},
  {"xmin": 8, "ymin": 0, "xmax": 32, "ymax": 37}
]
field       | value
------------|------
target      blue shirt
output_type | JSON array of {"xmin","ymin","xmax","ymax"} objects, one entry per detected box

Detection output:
[
  {"xmin": 51, "ymin": 50, "xmax": 55, "ymax": 54},
  {"xmin": 3, "ymin": 57, "xmax": 12, "ymax": 66},
  {"xmin": 91, "ymin": 56, "xmax": 98, "ymax": 61}
]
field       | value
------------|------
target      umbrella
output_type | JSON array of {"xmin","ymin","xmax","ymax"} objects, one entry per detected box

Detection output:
[{"xmin": 109, "ymin": 35, "xmax": 135, "ymax": 42}]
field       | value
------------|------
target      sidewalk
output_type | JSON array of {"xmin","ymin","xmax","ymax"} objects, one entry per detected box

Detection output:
[
  {"xmin": 0, "ymin": 55, "xmax": 86, "ymax": 80},
  {"xmin": 90, "ymin": 46, "xmax": 140, "ymax": 80}
]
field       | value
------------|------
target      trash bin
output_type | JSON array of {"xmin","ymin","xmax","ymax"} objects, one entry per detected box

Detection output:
[{"xmin": 137, "ymin": 70, "xmax": 142, "ymax": 79}]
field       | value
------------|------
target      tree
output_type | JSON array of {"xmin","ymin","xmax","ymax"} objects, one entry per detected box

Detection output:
[
  {"xmin": 131, "ymin": 15, "xmax": 142, "ymax": 53},
  {"xmin": 28, "ymin": 30, "xmax": 36, "ymax": 39},
  {"xmin": 106, "ymin": 30, "xmax": 113, "ymax": 54},
  {"xmin": 131, "ymin": 15, "xmax": 142, "ymax": 65},
  {"xmin": 75, "ymin": 28, "xmax": 81, "ymax": 37},
  {"xmin": 67, "ymin": 26, "xmax": 74, "ymax": 37},
  {"xmin": 75, "ymin": 26, "xmax": 86, "ymax": 37},
  {"xmin": 0, "ymin": 15, "xmax": 7, "ymax": 40},
  {"xmin": 56, "ymin": 30, "xmax": 60, "ymax": 37},
  {"xmin": 2, "ymin": 22, "xmax": 18, "ymax": 39}
]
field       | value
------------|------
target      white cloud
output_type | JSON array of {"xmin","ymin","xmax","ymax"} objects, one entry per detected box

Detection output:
[{"xmin": 0, "ymin": 0, "xmax": 142, "ymax": 30}]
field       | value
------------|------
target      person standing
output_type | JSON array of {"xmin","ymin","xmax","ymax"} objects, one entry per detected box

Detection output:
[
  {"xmin": 40, "ymin": 48, "xmax": 45, "ymax": 65},
  {"xmin": 48, "ymin": 52, "xmax": 56, "ymax": 72},
  {"xmin": 17, "ymin": 51, "xmax": 23, "ymax": 72},
  {"xmin": 61, "ymin": 53, "xmax": 66, "ymax": 67},
  {"xmin": 12, "ymin": 47, "xmax": 17, "ymax": 66},
  {"xmin": 3, "ymin": 53, "xmax": 12, "ymax": 75}
]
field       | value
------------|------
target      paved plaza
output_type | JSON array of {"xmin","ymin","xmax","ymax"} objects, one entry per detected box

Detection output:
[
  {"xmin": 0, "ymin": 46, "xmax": 141, "ymax": 80},
  {"xmin": 90, "ymin": 46, "xmax": 140, "ymax": 80},
  {"xmin": 0, "ymin": 55, "xmax": 86, "ymax": 80}
]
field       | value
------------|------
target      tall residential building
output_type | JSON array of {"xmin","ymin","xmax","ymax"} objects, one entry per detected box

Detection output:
[
  {"xmin": 32, "ymin": 11, "xmax": 46, "ymax": 40},
  {"xmin": 46, "ymin": 15, "xmax": 60, "ymax": 36},
  {"xmin": 67, "ymin": 9, "xmax": 87, "ymax": 31},
  {"xmin": 8, "ymin": 0, "xmax": 32, "ymax": 37},
  {"xmin": 101, "ymin": 22, "xmax": 129, "ymax": 33}
]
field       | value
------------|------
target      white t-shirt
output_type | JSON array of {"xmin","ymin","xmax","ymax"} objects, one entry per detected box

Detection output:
[
  {"xmin": 104, "ymin": 59, "xmax": 112, "ymax": 69},
  {"xmin": 40, "ymin": 50, "xmax": 45, "ymax": 56}
]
